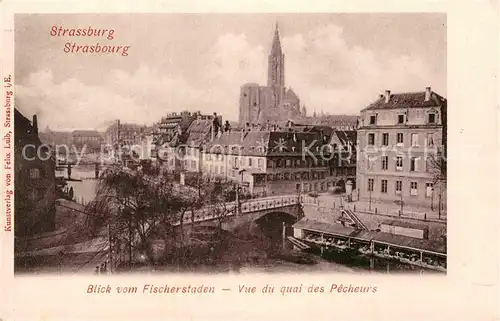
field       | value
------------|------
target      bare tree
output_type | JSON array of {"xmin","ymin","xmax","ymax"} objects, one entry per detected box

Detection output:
[{"xmin": 85, "ymin": 165, "xmax": 197, "ymax": 266}]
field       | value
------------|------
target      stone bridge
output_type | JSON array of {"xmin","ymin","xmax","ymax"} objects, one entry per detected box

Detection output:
[{"xmin": 174, "ymin": 195, "xmax": 303, "ymax": 231}]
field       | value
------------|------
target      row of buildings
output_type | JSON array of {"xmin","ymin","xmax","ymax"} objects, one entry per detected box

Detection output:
[{"xmin": 140, "ymin": 84, "xmax": 446, "ymax": 210}]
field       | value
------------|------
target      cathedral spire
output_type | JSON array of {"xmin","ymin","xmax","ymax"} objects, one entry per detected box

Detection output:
[{"xmin": 271, "ymin": 22, "xmax": 282, "ymax": 55}]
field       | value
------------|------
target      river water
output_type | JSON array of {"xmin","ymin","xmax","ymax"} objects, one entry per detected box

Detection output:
[{"xmin": 58, "ymin": 166, "xmax": 437, "ymax": 274}]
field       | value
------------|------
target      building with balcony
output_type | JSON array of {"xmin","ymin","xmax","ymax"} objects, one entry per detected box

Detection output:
[
  {"xmin": 356, "ymin": 87, "xmax": 447, "ymax": 210},
  {"xmin": 202, "ymin": 129, "xmax": 332, "ymax": 197}
]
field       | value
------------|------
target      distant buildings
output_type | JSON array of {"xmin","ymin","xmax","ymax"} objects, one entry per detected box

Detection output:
[
  {"xmin": 356, "ymin": 87, "xmax": 447, "ymax": 210},
  {"xmin": 14, "ymin": 109, "xmax": 56, "ymax": 236},
  {"xmin": 72, "ymin": 130, "xmax": 104, "ymax": 152},
  {"xmin": 239, "ymin": 24, "xmax": 306, "ymax": 126}
]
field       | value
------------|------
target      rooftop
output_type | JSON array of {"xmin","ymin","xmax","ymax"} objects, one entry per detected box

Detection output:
[{"xmin": 363, "ymin": 90, "xmax": 447, "ymax": 111}]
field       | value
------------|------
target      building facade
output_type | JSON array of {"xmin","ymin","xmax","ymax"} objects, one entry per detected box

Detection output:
[
  {"xmin": 328, "ymin": 130, "xmax": 357, "ymax": 190},
  {"xmin": 356, "ymin": 87, "xmax": 447, "ymax": 209},
  {"xmin": 202, "ymin": 130, "xmax": 333, "ymax": 196},
  {"xmin": 14, "ymin": 109, "xmax": 56, "ymax": 237}
]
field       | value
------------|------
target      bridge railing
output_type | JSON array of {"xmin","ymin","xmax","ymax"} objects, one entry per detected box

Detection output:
[{"xmin": 174, "ymin": 195, "xmax": 300, "ymax": 226}]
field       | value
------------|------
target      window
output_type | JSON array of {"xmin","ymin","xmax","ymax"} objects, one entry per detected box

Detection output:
[
  {"xmin": 381, "ymin": 156, "xmax": 388, "ymax": 170},
  {"xmin": 395, "ymin": 180, "xmax": 402, "ymax": 194},
  {"xmin": 398, "ymin": 114, "xmax": 405, "ymax": 124},
  {"xmin": 410, "ymin": 182, "xmax": 418, "ymax": 196},
  {"xmin": 427, "ymin": 133, "xmax": 435, "ymax": 146},
  {"xmin": 29, "ymin": 168, "xmax": 41, "ymax": 179},
  {"xmin": 258, "ymin": 158, "xmax": 264, "ymax": 168},
  {"xmin": 382, "ymin": 133, "xmax": 389, "ymax": 146},
  {"xmin": 190, "ymin": 160, "xmax": 196, "ymax": 169},
  {"xmin": 381, "ymin": 180, "xmax": 388, "ymax": 193},
  {"xmin": 285, "ymin": 159, "xmax": 292, "ymax": 167},
  {"xmin": 240, "ymin": 158, "xmax": 245, "ymax": 167},
  {"xmin": 426, "ymin": 183, "xmax": 434, "ymax": 198},
  {"xmin": 428, "ymin": 113, "xmax": 436, "ymax": 124},
  {"xmin": 410, "ymin": 157, "xmax": 417, "ymax": 172},
  {"xmin": 234, "ymin": 157, "xmax": 238, "ymax": 168},
  {"xmin": 248, "ymin": 157, "xmax": 253, "ymax": 167},
  {"xmin": 396, "ymin": 157, "xmax": 403, "ymax": 171},
  {"xmin": 219, "ymin": 166, "xmax": 224, "ymax": 174},
  {"xmin": 368, "ymin": 178, "xmax": 374, "ymax": 192},
  {"xmin": 368, "ymin": 133, "xmax": 375, "ymax": 145},
  {"xmin": 397, "ymin": 133, "xmax": 404, "ymax": 145},
  {"xmin": 369, "ymin": 115, "xmax": 376, "ymax": 125},
  {"xmin": 411, "ymin": 133, "xmax": 419, "ymax": 147}
]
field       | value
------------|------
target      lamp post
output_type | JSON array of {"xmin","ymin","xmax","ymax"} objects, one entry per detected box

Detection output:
[{"xmin": 400, "ymin": 191, "xmax": 404, "ymax": 216}]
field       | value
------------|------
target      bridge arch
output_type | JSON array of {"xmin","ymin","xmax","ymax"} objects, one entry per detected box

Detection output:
[{"xmin": 253, "ymin": 211, "xmax": 299, "ymax": 240}]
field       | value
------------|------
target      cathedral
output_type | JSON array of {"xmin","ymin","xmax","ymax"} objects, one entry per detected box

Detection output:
[{"xmin": 238, "ymin": 24, "xmax": 307, "ymax": 126}]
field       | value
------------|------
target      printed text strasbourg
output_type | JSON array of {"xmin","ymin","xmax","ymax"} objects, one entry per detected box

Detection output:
[{"xmin": 50, "ymin": 25, "xmax": 131, "ymax": 56}]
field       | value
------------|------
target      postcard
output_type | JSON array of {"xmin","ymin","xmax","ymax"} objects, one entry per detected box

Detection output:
[{"xmin": 1, "ymin": 0, "xmax": 498, "ymax": 320}]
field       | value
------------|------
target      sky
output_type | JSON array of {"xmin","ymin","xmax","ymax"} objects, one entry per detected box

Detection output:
[{"xmin": 15, "ymin": 13, "xmax": 446, "ymax": 131}]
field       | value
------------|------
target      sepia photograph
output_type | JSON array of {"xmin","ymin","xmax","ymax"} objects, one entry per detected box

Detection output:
[{"xmin": 12, "ymin": 13, "xmax": 447, "ymax": 276}]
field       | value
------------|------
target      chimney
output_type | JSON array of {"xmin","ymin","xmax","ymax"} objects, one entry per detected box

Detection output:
[
  {"xmin": 425, "ymin": 87, "xmax": 431, "ymax": 101},
  {"xmin": 384, "ymin": 90, "xmax": 391, "ymax": 103},
  {"xmin": 32, "ymin": 115, "xmax": 38, "ymax": 134}
]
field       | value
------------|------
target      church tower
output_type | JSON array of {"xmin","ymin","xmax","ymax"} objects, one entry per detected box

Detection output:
[{"xmin": 267, "ymin": 23, "xmax": 285, "ymax": 107}]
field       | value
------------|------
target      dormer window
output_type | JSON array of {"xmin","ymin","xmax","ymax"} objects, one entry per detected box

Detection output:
[
  {"xmin": 397, "ymin": 114, "xmax": 405, "ymax": 124},
  {"xmin": 369, "ymin": 115, "xmax": 376, "ymax": 125},
  {"xmin": 428, "ymin": 113, "xmax": 436, "ymax": 124}
]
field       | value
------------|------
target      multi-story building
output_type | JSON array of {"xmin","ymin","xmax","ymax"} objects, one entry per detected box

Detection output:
[
  {"xmin": 202, "ymin": 129, "xmax": 332, "ymax": 196},
  {"xmin": 356, "ymin": 87, "xmax": 447, "ymax": 209},
  {"xmin": 155, "ymin": 113, "xmax": 221, "ymax": 174},
  {"xmin": 14, "ymin": 109, "xmax": 56, "ymax": 237}
]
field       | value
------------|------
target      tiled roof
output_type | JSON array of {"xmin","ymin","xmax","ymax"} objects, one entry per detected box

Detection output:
[
  {"xmin": 204, "ymin": 131, "xmax": 270, "ymax": 156},
  {"xmin": 381, "ymin": 219, "xmax": 429, "ymax": 231},
  {"xmin": 72, "ymin": 130, "xmax": 102, "ymax": 136},
  {"xmin": 267, "ymin": 131, "xmax": 324, "ymax": 156},
  {"xmin": 331, "ymin": 130, "xmax": 357, "ymax": 147},
  {"xmin": 363, "ymin": 91, "xmax": 447, "ymax": 111},
  {"xmin": 354, "ymin": 230, "xmax": 445, "ymax": 254},
  {"xmin": 292, "ymin": 218, "xmax": 359, "ymax": 237}
]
